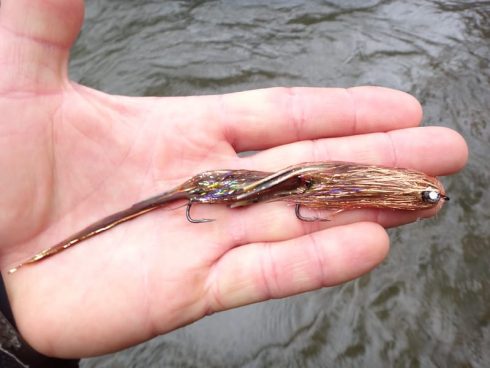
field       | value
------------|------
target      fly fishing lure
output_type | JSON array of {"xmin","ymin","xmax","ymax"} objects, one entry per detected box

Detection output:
[{"xmin": 8, "ymin": 162, "xmax": 448, "ymax": 273}]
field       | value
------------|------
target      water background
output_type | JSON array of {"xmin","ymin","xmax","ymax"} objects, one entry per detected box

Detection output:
[{"xmin": 76, "ymin": 1, "xmax": 490, "ymax": 367}]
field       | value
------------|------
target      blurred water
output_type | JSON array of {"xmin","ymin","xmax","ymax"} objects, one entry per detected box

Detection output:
[{"xmin": 75, "ymin": 1, "xmax": 489, "ymax": 367}]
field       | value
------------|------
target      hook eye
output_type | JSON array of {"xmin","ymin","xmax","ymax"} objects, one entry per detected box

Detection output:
[{"xmin": 421, "ymin": 189, "xmax": 441, "ymax": 204}]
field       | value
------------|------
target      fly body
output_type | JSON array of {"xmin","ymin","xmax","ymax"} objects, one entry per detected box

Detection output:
[{"xmin": 8, "ymin": 161, "xmax": 449, "ymax": 273}]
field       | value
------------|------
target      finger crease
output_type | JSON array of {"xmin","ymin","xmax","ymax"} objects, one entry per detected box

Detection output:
[
  {"xmin": 384, "ymin": 131, "xmax": 399, "ymax": 167},
  {"xmin": 216, "ymin": 94, "xmax": 237, "ymax": 150},
  {"xmin": 345, "ymin": 88, "xmax": 359, "ymax": 135},
  {"xmin": 260, "ymin": 243, "xmax": 275, "ymax": 299},
  {"xmin": 308, "ymin": 233, "xmax": 328, "ymax": 286},
  {"xmin": 287, "ymin": 87, "xmax": 307, "ymax": 142},
  {"xmin": 206, "ymin": 262, "xmax": 226, "ymax": 313}
]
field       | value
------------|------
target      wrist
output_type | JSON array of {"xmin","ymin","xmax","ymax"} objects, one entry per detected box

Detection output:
[{"xmin": 0, "ymin": 273, "xmax": 80, "ymax": 367}]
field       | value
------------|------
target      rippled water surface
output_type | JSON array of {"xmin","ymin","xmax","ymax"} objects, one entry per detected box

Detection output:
[{"xmin": 77, "ymin": 1, "xmax": 489, "ymax": 367}]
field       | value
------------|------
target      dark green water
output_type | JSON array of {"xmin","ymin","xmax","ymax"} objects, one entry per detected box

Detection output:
[{"xmin": 76, "ymin": 1, "xmax": 489, "ymax": 367}]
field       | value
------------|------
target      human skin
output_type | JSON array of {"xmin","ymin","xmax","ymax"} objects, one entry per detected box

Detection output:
[{"xmin": 0, "ymin": 0, "xmax": 468, "ymax": 358}]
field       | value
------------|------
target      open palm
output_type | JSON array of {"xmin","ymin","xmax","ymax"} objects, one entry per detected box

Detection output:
[{"xmin": 0, "ymin": 0, "xmax": 467, "ymax": 358}]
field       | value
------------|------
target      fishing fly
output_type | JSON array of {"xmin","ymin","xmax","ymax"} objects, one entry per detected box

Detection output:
[{"xmin": 8, "ymin": 161, "xmax": 449, "ymax": 273}]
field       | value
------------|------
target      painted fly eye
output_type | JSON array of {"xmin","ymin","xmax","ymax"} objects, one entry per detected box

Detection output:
[{"xmin": 421, "ymin": 188, "xmax": 441, "ymax": 203}]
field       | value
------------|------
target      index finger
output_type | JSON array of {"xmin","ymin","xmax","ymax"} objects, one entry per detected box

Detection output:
[{"xmin": 216, "ymin": 86, "xmax": 423, "ymax": 151}]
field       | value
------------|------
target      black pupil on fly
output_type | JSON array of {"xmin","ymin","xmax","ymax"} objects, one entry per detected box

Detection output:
[{"xmin": 421, "ymin": 190, "xmax": 440, "ymax": 203}]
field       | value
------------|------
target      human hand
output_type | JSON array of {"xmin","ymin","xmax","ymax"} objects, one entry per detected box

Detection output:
[{"xmin": 0, "ymin": 0, "xmax": 468, "ymax": 358}]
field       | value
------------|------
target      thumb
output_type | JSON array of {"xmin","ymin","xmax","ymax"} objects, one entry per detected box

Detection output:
[{"xmin": 0, "ymin": 0, "xmax": 84, "ymax": 92}]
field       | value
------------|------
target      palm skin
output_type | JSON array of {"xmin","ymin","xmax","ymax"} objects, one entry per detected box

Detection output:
[{"xmin": 0, "ymin": 0, "xmax": 467, "ymax": 358}]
